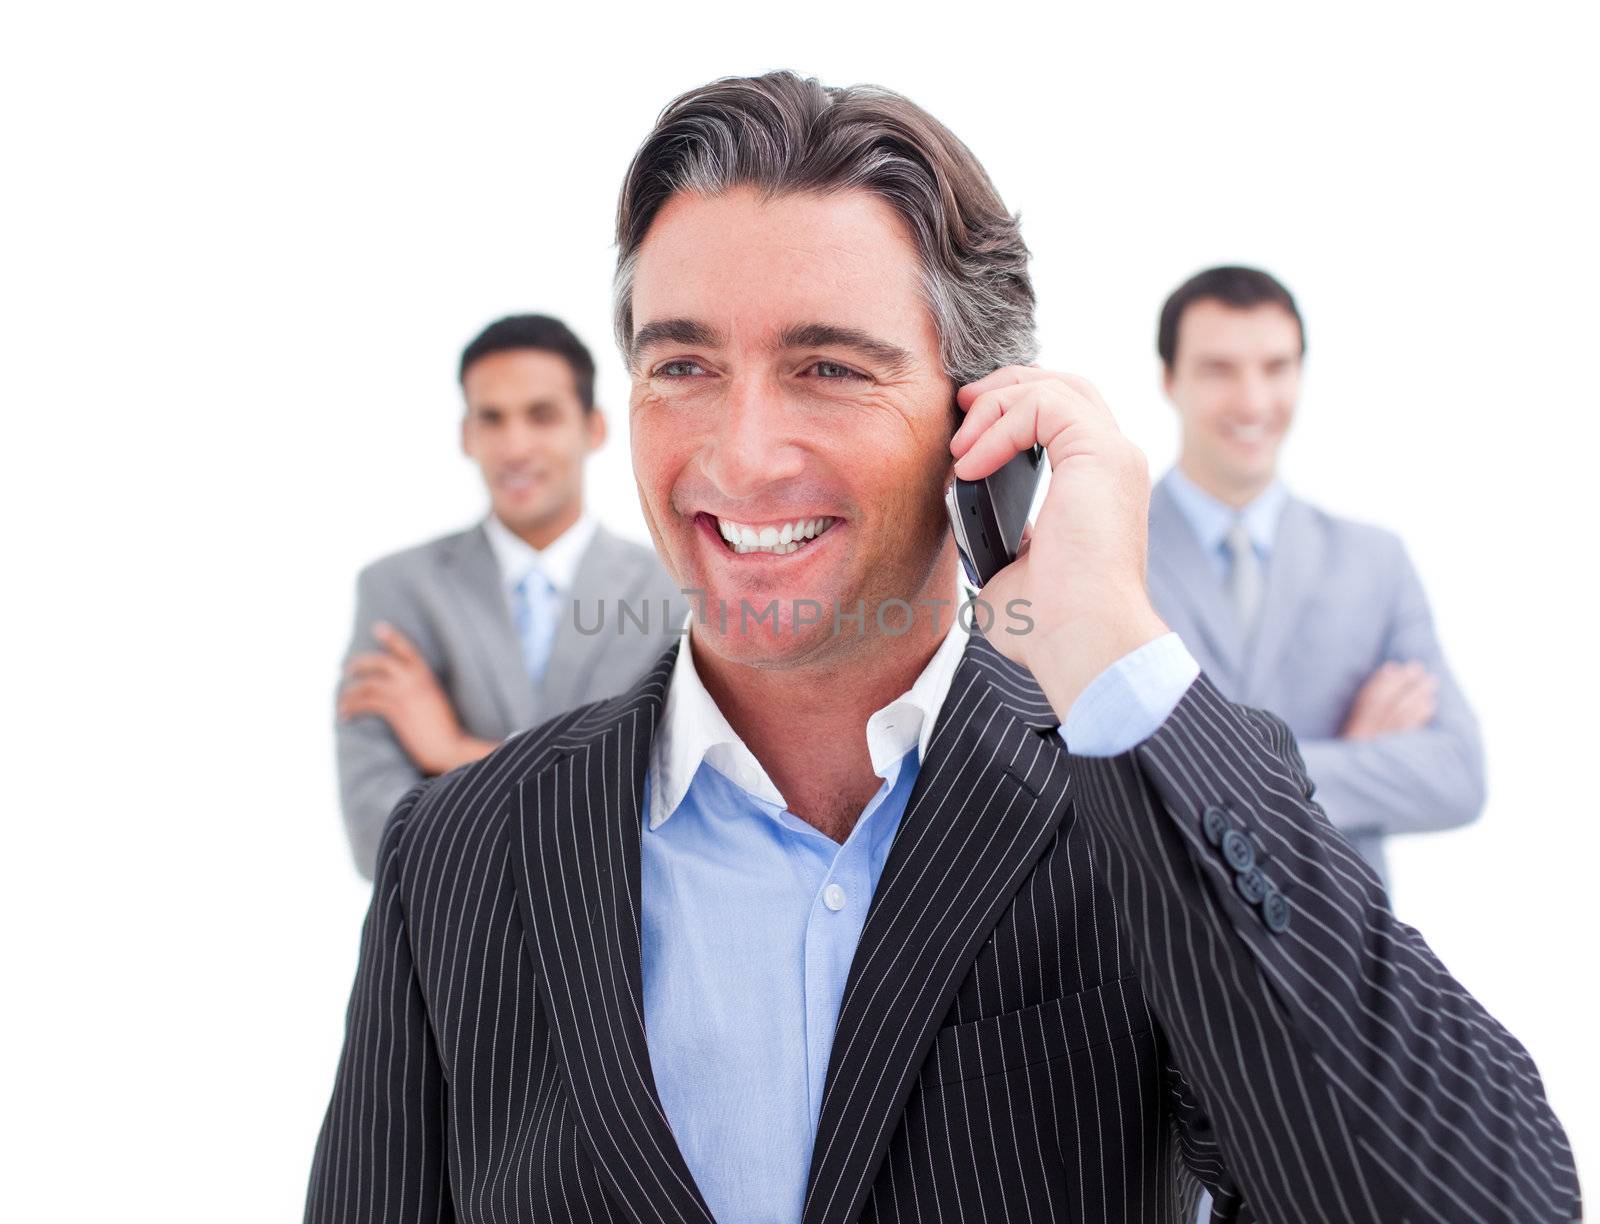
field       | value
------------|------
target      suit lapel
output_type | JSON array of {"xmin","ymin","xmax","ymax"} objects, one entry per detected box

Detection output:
[
  {"xmin": 802, "ymin": 633, "xmax": 1074, "ymax": 1224},
  {"xmin": 438, "ymin": 525, "xmax": 536, "ymax": 730},
  {"xmin": 1241, "ymin": 495, "xmax": 1324, "ymax": 697},
  {"xmin": 540, "ymin": 526, "xmax": 639, "ymax": 714},
  {"xmin": 1147, "ymin": 477, "xmax": 1246, "ymax": 682},
  {"xmin": 510, "ymin": 641, "xmax": 714, "ymax": 1224}
]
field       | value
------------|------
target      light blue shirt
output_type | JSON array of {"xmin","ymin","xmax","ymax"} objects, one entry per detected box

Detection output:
[
  {"xmin": 482, "ymin": 512, "xmax": 598, "ymax": 681},
  {"xmin": 1162, "ymin": 464, "xmax": 1288, "ymax": 581},
  {"xmin": 640, "ymin": 623, "xmax": 1199, "ymax": 1223}
]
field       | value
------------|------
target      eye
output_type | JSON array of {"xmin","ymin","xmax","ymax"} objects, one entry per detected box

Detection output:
[
  {"xmin": 654, "ymin": 359, "xmax": 707, "ymax": 378},
  {"xmin": 810, "ymin": 360, "xmax": 867, "ymax": 381}
]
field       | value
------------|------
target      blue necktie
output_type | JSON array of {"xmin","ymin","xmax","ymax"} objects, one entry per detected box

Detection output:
[
  {"xmin": 1224, "ymin": 519, "xmax": 1263, "ymax": 633},
  {"xmin": 513, "ymin": 569, "xmax": 561, "ymax": 684}
]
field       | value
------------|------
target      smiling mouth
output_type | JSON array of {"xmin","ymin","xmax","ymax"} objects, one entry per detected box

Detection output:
[
  {"xmin": 708, "ymin": 514, "xmax": 841, "ymax": 556},
  {"xmin": 1223, "ymin": 424, "xmax": 1273, "ymax": 444}
]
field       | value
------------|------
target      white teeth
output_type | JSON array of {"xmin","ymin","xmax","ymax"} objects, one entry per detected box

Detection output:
[{"xmin": 713, "ymin": 515, "xmax": 836, "ymax": 554}]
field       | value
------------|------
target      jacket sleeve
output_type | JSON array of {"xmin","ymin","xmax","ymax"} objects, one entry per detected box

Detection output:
[
  {"xmin": 305, "ymin": 784, "xmax": 454, "ymax": 1222},
  {"xmin": 335, "ymin": 563, "xmax": 437, "ymax": 879},
  {"xmin": 1070, "ymin": 672, "xmax": 1579, "ymax": 1222},
  {"xmin": 1296, "ymin": 540, "xmax": 1487, "ymax": 839}
]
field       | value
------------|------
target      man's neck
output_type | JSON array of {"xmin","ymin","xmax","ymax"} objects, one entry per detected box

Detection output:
[
  {"xmin": 1176, "ymin": 456, "xmax": 1275, "ymax": 511},
  {"xmin": 499, "ymin": 498, "xmax": 584, "ymax": 552},
  {"xmin": 691, "ymin": 556, "xmax": 959, "ymax": 843}
]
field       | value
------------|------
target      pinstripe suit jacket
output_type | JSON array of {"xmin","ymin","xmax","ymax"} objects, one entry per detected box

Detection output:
[{"xmin": 306, "ymin": 633, "xmax": 1579, "ymax": 1224}]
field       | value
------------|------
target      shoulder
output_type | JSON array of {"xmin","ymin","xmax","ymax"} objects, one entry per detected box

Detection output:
[
  {"xmin": 1146, "ymin": 472, "xmax": 1180, "ymax": 523},
  {"xmin": 385, "ymin": 681, "xmax": 659, "ymax": 882},
  {"xmin": 590, "ymin": 525, "xmax": 663, "ymax": 569},
  {"xmin": 356, "ymin": 525, "xmax": 483, "ymax": 591},
  {"xmin": 1291, "ymin": 497, "xmax": 1408, "ymax": 568},
  {"xmin": 589, "ymin": 527, "xmax": 680, "ymax": 593}
]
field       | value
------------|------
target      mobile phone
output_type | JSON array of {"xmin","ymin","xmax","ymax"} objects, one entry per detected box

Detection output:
[{"xmin": 944, "ymin": 445, "xmax": 1046, "ymax": 588}]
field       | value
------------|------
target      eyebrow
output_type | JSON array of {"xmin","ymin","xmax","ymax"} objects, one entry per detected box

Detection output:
[
  {"xmin": 469, "ymin": 397, "xmax": 564, "ymax": 414},
  {"xmin": 630, "ymin": 317, "xmax": 916, "ymax": 377},
  {"xmin": 778, "ymin": 323, "xmax": 915, "ymax": 377},
  {"xmin": 630, "ymin": 318, "xmax": 724, "ymax": 364}
]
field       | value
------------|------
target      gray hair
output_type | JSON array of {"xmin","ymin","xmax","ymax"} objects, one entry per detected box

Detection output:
[{"xmin": 612, "ymin": 71, "xmax": 1037, "ymax": 386}]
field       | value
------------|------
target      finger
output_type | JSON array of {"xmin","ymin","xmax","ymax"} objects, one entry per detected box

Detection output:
[
  {"xmin": 345, "ymin": 654, "xmax": 399, "ymax": 682},
  {"xmin": 1360, "ymin": 660, "xmax": 1402, "ymax": 691},
  {"xmin": 953, "ymin": 393, "xmax": 1048, "ymax": 480},
  {"xmin": 1366, "ymin": 670, "xmax": 1430, "ymax": 723},
  {"xmin": 1374, "ymin": 674, "xmax": 1439, "ymax": 730},
  {"xmin": 1386, "ymin": 686, "xmax": 1439, "ymax": 731},
  {"xmin": 955, "ymin": 365, "xmax": 1054, "ymax": 411},
  {"xmin": 373, "ymin": 622, "xmax": 422, "ymax": 664},
  {"xmin": 958, "ymin": 379, "xmax": 1120, "ymax": 478},
  {"xmin": 337, "ymin": 684, "xmax": 390, "ymax": 721},
  {"xmin": 1355, "ymin": 674, "xmax": 1411, "ymax": 729},
  {"xmin": 950, "ymin": 382, "xmax": 1015, "ymax": 458}
]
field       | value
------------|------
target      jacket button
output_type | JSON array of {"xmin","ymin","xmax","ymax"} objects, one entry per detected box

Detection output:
[
  {"xmin": 1234, "ymin": 867, "xmax": 1269, "ymax": 906},
  {"xmin": 1202, "ymin": 805, "xmax": 1229, "ymax": 846},
  {"xmin": 1221, "ymin": 829, "xmax": 1255, "ymax": 873},
  {"xmin": 1262, "ymin": 890, "xmax": 1291, "ymax": 933}
]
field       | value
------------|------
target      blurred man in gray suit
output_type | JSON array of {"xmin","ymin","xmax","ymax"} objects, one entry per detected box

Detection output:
[
  {"xmin": 335, "ymin": 315, "xmax": 685, "ymax": 877},
  {"xmin": 1146, "ymin": 267, "xmax": 1484, "ymax": 888}
]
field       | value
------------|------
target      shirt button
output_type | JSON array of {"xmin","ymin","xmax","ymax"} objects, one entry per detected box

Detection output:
[{"xmin": 823, "ymin": 884, "xmax": 847, "ymax": 912}]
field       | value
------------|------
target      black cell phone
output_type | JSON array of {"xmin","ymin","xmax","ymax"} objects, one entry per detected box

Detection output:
[{"xmin": 944, "ymin": 445, "xmax": 1046, "ymax": 588}]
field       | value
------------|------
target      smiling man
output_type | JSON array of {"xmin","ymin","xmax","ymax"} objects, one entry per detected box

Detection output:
[
  {"xmin": 333, "ymin": 314, "xmax": 683, "ymax": 877},
  {"xmin": 306, "ymin": 76, "xmax": 1579, "ymax": 1222},
  {"xmin": 1145, "ymin": 268, "xmax": 1485, "ymax": 889}
]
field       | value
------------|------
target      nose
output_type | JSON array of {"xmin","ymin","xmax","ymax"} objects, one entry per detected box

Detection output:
[
  {"xmin": 1235, "ymin": 370, "xmax": 1274, "ymax": 421},
  {"xmin": 501, "ymin": 416, "xmax": 541, "ymax": 462},
  {"xmin": 700, "ymin": 374, "xmax": 805, "ymax": 498}
]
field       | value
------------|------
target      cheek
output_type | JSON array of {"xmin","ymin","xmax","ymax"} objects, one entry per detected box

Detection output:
[
  {"xmin": 1186, "ymin": 402, "xmax": 1225, "ymax": 437},
  {"xmin": 630, "ymin": 415, "xmax": 683, "ymax": 514}
]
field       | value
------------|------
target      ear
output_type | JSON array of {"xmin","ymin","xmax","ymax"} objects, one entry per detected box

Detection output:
[
  {"xmin": 585, "ymin": 407, "xmax": 608, "ymax": 452},
  {"xmin": 1160, "ymin": 365, "xmax": 1177, "ymax": 406},
  {"xmin": 459, "ymin": 412, "xmax": 471, "ymax": 457}
]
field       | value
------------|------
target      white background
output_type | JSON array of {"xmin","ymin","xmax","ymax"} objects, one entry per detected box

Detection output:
[{"xmin": 3, "ymin": 1, "xmax": 1595, "ymax": 1216}]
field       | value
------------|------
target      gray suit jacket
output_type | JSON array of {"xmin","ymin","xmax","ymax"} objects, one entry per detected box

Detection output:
[
  {"xmin": 336, "ymin": 521, "xmax": 686, "ymax": 877},
  {"xmin": 1146, "ymin": 473, "xmax": 1485, "ymax": 884}
]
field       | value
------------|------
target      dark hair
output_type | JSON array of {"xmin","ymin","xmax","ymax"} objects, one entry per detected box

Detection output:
[
  {"xmin": 458, "ymin": 314, "xmax": 597, "ymax": 410},
  {"xmin": 1157, "ymin": 266, "xmax": 1305, "ymax": 370},
  {"xmin": 612, "ymin": 71, "xmax": 1036, "ymax": 385}
]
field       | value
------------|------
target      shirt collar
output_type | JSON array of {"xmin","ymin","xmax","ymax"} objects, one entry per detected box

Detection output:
[
  {"xmin": 646, "ymin": 614, "xmax": 972, "ymax": 832},
  {"xmin": 482, "ymin": 511, "xmax": 598, "ymax": 593},
  {"xmin": 1163, "ymin": 465, "xmax": 1287, "ymax": 557}
]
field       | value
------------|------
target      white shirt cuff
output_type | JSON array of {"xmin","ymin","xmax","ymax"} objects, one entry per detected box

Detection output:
[{"xmin": 1058, "ymin": 632, "xmax": 1200, "ymax": 757}]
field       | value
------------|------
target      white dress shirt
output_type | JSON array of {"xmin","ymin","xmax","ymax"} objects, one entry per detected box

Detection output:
[{"xmin": 481, "ymin": 510, "xmax": 598, "ymax": 603}]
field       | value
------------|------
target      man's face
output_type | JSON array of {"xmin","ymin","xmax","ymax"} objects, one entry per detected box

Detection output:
[
  {"xmin": 1163, "ymin": 300, "xmax": 1303, "ymax": 498},
  {"xmin": 461, "ymin": 349, "xmax": 604, "ymax": 535},
  {"xmin": 627, "ymin": 187, "xmax": 956, "ymax": 669}
]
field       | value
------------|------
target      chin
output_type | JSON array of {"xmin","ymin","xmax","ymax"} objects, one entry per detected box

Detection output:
[
  {"xmin": 496, "ymin": 499, "xmax": 554, "ymax": 531},
  {"xmin": 691, "ymin": 610, "xmax": 842, "ymax": 670}
]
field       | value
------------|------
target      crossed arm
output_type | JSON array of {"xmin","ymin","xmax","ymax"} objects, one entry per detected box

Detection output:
[
  {"xmin": 334, "ymin": 564, "xmax": 496, "ymax": 877},
  {"xmin": 1299, "ymin": 544, "xmax": 1487, "ymax": 839}
]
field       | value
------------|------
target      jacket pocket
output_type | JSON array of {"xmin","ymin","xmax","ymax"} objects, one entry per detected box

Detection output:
[{"xmin": 925, "ymin": 975, "xmax": 1149, "ymax": 1086}]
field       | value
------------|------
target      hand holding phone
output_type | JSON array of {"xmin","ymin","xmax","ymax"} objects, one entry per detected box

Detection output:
[{"xmin": 945, "ymin": 445, "xmax": 1045, "ymax": 587}]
